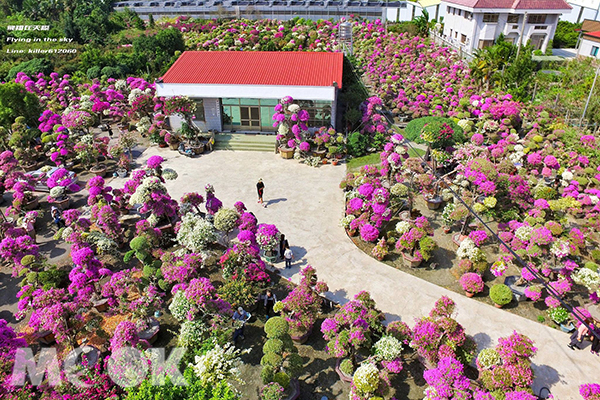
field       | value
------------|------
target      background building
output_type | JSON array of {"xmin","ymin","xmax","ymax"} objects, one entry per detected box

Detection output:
[
  {"xmin": 577, "ymin": 19, "xmax": 600, "ymax": 57},
  {"xmin": 440, "ymin": 0, "xmax": 572, "ymax": 54},
  {"xmin": 156, "ymin": 51, "xmax": 343, "ymax": 133},
  {"xmin": 562, "ymin": 0, "xmax": 600, "ymax": 23}
]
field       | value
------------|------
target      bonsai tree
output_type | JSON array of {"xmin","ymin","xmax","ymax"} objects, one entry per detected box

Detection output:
[
  {"xmin": 321, "ymin": 291, "xmax": 385, "ymax": 373},
  {"xmin": 213, "ymin": 207, "xmax": 240, "ymax": 243},
  {"xmin": 9, "ymin": 116, "xmax": 39, "ymax": 166},
  {"xmin": 490, "ymin": 284, "xmax": 513, "ymax": 307},
  {"xmin": 274, "ymin": 265, "xmax": 329, "ymax": 337},
  {"xmin": 260, "ymin": 316, "xmax": 304, "ymax": 389},
  {"xmin": 394, "ymin": 216, "xmax": 437, "ymax": 263}
]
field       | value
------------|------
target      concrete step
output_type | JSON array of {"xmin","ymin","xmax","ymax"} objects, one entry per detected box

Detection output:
[{"xmin": 214, "ymin": 133, "xmax": 277, "ymax": 152}]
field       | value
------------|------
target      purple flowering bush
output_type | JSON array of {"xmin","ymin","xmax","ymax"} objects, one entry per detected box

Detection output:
[{"xmin": 459, "ymin": 272, "xmax": 484, "ymax": 294}]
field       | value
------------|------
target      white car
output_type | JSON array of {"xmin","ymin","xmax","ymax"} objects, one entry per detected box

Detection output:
[{"xmin": 25, "ymin": 167, "xmax": 78, "ymax": 193}]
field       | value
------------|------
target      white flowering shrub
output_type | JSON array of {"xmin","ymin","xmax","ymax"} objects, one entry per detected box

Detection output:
[
  {"xmin": 352, "ymin": 363, "xmax": 379, "ymax": 394},
  {"xmin": 190, "ymin": 341, "xmax": 246, "ymax": 386},
  {"xmin": 457, "ymin": 237, "xmax": 486, "ymax": 263},
  {"xmin": 129, "ymin": 176, "xmax": 166, "ymax": 206},
  {"xmin": 162, "ymin": 168, "xmax": 178, "ymax": 180},
  {"xmin": 373, "ymin": 336, "xmax": 402, "ymax": 361},
  {"xmin": 573, "ymin": 268, "xmax": 600, "ymax": 291},
  {"xmin": 136, "ymin": 116, "xmax": 151, "ymax": 135},
  {"xmin": 169, "ymin": 290, "xmax": 193, "ymax": 322},
  {"xmin": 340, "ymin": 215, "xmax": 356, "ymax": 229},
  {"xmin": 176, "ymin": 214, "xmax": 218, "ymax": 252},
  {"xmin": 514, "ymin": 225, "xmax": 533, "ymax": 242},
  {"xmin": 345, "ymin": 190, "xmax": 360, "ymax": 201},
  {"xmin": 213, "ymin": 208, "xmax": 239, "ymax": 234},
  {"xmin": 477, "ymin": 348, "xmax": 501, "ymax": 369},
  {"xmin": 390, "ymin": 183, "xmax": 409, "ymax": 197},
  {"xmin": 178, "ymin": 320, "xmax": 209, "ymax": 349},
  {"xmin": 395, "ymin": 221, "xmax": 410, "ymax": 234}
]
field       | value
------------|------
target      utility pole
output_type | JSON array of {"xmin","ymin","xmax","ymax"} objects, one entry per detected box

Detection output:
[
  {"xmin": 515, "ymin": 12, "xmax": 527, "ymax": 60},
  {"xmin": 580, "ymin": 65, "xmax": 600, "ymax": 127}
]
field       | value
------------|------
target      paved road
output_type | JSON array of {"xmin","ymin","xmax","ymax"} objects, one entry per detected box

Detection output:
[{"xmin": 111, "ymin": 147, "xmax": 600, "ymax": 397}]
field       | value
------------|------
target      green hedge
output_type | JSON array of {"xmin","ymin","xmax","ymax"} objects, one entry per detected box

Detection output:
[{"xmin": 404, "ymin": 116, "xmax": 465, "ymax": 148}]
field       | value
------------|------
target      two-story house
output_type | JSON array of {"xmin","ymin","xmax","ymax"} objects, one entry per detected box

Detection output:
[
  {"xmin": 440, "ymin": 0, "xmax": 572, "ymax": 54},
  {"xmin": 577, "ymin": 19, "xmax": 600, "ymax": 58}
]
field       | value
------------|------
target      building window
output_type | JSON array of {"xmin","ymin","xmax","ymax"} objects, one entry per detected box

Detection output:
[
  {"xmin": 528, "ymin": 14, "xmax": 546, "ymax": 24},
  {"xmin": 461, "ymin": 34, "xmax": 467, "ymax": 43},
  {"xmin": 592, "ymin": 46, "xmax": 599, "ymax": 57},
  {"xmin": 482, "ymin": 13, "xmax": 499, "ymax": 23},
  {"xmin": 478, "ymin": 39, "xmax": 494, "ymax": 48},
  {"xmin": 464, "ymin": 11, "xmax": 472, "ymax": 19},
  {"xmin": 507, "ymin": 14, "xmax": 519, "ymax": 23},
  {"xmin": 455, "ymin": 31, "xmax": 458, "ymax": 39},
  {"xmin": 457, "ymin": 9, "xmax": 461, "ymax": 16},
  {"xmin": 446, "ymin": 6, "xmax": 450, "ymax": 12},
  {"xmin": 534, "ymin": 25, "xmax": 547, "ymax": 30},
  {"xmin": 194, "ymin": 99, "xmax": 205, "ymax": 122}
]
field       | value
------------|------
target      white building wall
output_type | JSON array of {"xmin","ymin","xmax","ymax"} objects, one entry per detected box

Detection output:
[
  {"xmin": 166, "ymin": 98, "xmax": 222, "ymax": 132},
  {"xmin": 578, "ymin": 37, "xmax": 600, "ymax": 57},
  {"xmin": 563, "ymin": 0, "xmax": 600, "ymax": 22},
  {"xmin": 386, "ymin": 3, "xmax": 446, "ymax": 21}
]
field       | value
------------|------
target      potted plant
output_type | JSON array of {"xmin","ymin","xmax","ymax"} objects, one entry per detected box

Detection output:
[
  {"xmin": 394, "ymin": 217, "xmax": 436, "ymax": 268},
  {"xmin": 164, "ymin": 132, "xmax": 181, "ymax": 150},
  {"xmin": 371, "ymin": 237, "xmax": 388, "ymax": 261},
  {"xmin": 547, "ymin": 306, "xmax": 569, "ymax": 326},
  {"xmin": 489, "ymin": 284, "xmax": 513, "ymax": 308},
  {"xmin": 312, "ymin": 127, "xmax": 333, "ymax": 158},
  {"xmin": 273, "ymin": 266, "xmax": 328, "ymax": 343},
  {"xmin": 279, "ymin": 139, "xmax": 296, "ymax": 159},
  {"xmin": 47, "ymin": 186, "xmax": 70, "ymax": 210},
  {"xmin": 459, "ymin": 272, "xmax": 484, "ymax": 297}
]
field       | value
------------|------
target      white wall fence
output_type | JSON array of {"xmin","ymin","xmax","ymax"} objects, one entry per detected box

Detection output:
[{"xmin": 430, "ymin": 31, "xmax": 475, "ymax": 62}]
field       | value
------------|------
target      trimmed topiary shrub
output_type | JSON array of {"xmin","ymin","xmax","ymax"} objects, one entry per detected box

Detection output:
[
  {"xmin": 490, "ymin": 284, "xmax": 513, "ymax": 306},
  {"xmin": 405, "ymin": 116, "xmax": 464, "ymax": 146},
  {"xmin": 261, "ymin": 316, "xmax": 303, "ymax": 387},
  {"xmin": 347, "ymin": 131, "xmax": 371, "ymax": 157}
]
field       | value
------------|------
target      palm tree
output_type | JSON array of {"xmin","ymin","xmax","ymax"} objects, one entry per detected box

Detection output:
[{"xmin": 413, "ymin": 9, "xmax": 430, "ymax": 37}]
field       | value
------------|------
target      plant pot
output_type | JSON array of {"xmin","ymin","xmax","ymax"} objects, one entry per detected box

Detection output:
[
  {"xmin": 335, "ymin": 358, "xmax": 353, "ymax": 383},
  {"xmin": 23, "ymin": 197, "xmax": 39, "ymax": 211},
  {"xmin": 402, "ymin": 252, "xmax": 422, "ymax": 268},
  {"xmin": 116, "ymin": 168, "xmax": 128, "ymax": 178},
  {"xmin": 494, "ymin": 303, "xmax": 503, "ymax": 309},
  {"xmin": 443, "ymin": 226, "xmax": 452, "ymax": 234},
  {"xmin": 291, "ymin": 327, "xmax": 313, "ymax": 344},
  {"xmin": 322, "ymin": 159, "xmax": 328, "ymax": 164},
  {"xmin": 560, "ymin": 322, "xmax": 575, "ymax": 333},
  {"xmin": 452, "ymin": 233, "xmax": 468, "ymax": 249},
  {"xmin": 399, "ymin": 210, "xmax": 418, "ymax": 223},
  {"xmin": 191, "ymin": 144, "xmax": 204, "ymax": 155},
  {"xmin": 90, "ymin": 164, "xmax": 107, "ymax": 177},
  {"xmin": 137, "ymin": 317, "xmax": 160, "ymax": 344},
  {"xmin": 424, "ymin": 195, "xmax": 443, "ymax": 210},
  {"xmin": 52, "ymin": 196, "xmax": 71, "ymax": 210},
  {"xmin": 23, "ymin": 162, "xmax": 37, "ymax": 172},
  {"xmin": 332, "ymin": 160, "xmax": 339, "ymax": 166},
  {"xmin": 279, "ymin": 147, "xmax": 295, "ymax": 159},
  {"xmin": 347, "ymin": 229, "xmax": 357, "ymax": 237},
  {"xmin": 93, "ymin": 299, "xmax": 109, "ymax": 313},
  {"xmin": 169, "ymin": 142, "xmax": 179, "ymax": 150},
  {"xmin": 37, "ymin": 330, "xmax": 55, "ymax": 345},
  {"xmin": 465, "ymin": 291, "xmax": 475, "ymax": 298},
  {"xmin": 158, "ymin": 142, "xmax": 168, "ymax": 148}
]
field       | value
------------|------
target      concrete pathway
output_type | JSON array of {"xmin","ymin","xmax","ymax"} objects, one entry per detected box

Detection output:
[{"xmin": 126, "ymin": 148, "xmax": 598, "ymax": 398}]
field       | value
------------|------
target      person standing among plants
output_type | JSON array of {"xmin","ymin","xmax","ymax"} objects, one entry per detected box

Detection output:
[
  {"xmin": 257, "ymin": 178, "xmax": 265, "ymax": 207},
  {"xmin": 232, "ymin": 306, "xmax": 251, "ymax": 344},
  {"xmin": 284, "ymin": 245, "xmax": 294, "ymax": 269},
  {"xmin": 568, "ymin": 318, "xmax": 592, "ymax": 350},
  {"xmin": 279, "ymin": 233, "xmax": 289, "ymax": 261},
  {"xmin": 260, "ymin": 290, "xmax": 278, "ymax": 320}
]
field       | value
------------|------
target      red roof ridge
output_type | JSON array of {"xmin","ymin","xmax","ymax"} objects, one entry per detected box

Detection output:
[{"xmin": 161, "ymin": 51, "xmax": 344, "ymax": 89}]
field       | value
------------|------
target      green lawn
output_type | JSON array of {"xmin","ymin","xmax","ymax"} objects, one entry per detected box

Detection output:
[{"xmin": 347, "ymin": 147, "xmax": 425, "ymax": 172}]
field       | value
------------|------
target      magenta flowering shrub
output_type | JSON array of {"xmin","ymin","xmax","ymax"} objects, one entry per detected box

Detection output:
[
  {"xmin": 580, "ymin": 383, "xmax": 600, "ymax": 400},
  {"xmin": 468, "ymin": 230, "xmax": 488, "ymax": 247},
  {"xmin": 477, "ymin": 331, "xmax": 537, "ymax": 396},
  {"xmin": 205, "ymin": 184, "xmax": 223, "ymax": 215},
  {"xmin": 256, "ymin": 224, "xmax": 281, "ymax": 252},
  {"xmin": 146, "ymin": 155, "xmax": 164, "ymax": 170},
  {"xmin": 360, "ymin": 223, "xmax": 379, "ymax": 242},
  {"xmin": 110, "ymin": 320, "xmax": 148, "ymax": 351},
  {"xmin": 219, "ymin": 241, "xmax": 270, "ymax": 285},
  {"xmin": 160, "ymin": 252, "xmax": 203, "ymax": 294},
  {"xmin": 91, "ymin": 205, "xmax": 124, "ymax": 243},
  {"xmin": 0, "ymin": 234, "xmax": 39, "ymax": 277},
  {"xmin": 180, "ymin": 192, "xmax": 205, "ymax": 213},
  {"xmin": 459, "ymin": 272, "xmax": 484, "ymax": 294},
  {"xmin": 238, "ymin": 211, "xmax": 258, "ymax": 232},
  {"xmin": 101, "ymin": 269, "xmax": 142, "ymax": 311},
  {"xmin": 278, "ymin": 265, "xmax": 328, "ymax": 335},
  {"xmin": 86, "ymin": 176, "xmax": 113, "ymax": 206},
  {"xmin": 423, "ymin": 357, "xmax": 471, "ymax": 399},
  {"xmin": 410, "ymin": 296, "xmax": 475, "ymax": 367},
  {"xmin": 184, "ymin": 278, "xmax": 231, "ymax": 321},
  {"xmin": 68, "ymin": 244, "xmax": 111, "ymax": 303},
  {"xmin": 321, "ymin": 291, "xmax": 384, "ymax": 366}
]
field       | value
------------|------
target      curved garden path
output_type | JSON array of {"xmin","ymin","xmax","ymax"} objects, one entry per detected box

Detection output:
[{"xmin": 127, "ymin": 147, "xmax": 598, "ymax": 398}]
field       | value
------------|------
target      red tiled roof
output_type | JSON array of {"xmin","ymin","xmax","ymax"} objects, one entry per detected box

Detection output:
[
  {"xmin": 585, "ymin": 31, "xmax": 600, "ymax": 39},
  {"xmin": 444, "ymin": 0, "xmax": 570, "ymax": 9},
  {"xmin": 161, "ymin": 51, "xmax": 344, "ymax": 89}
]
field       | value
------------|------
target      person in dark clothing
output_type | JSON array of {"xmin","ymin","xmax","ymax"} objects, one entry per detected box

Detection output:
[
  {"xmin": 260, "ymin": 290, "xmax": 277, "ymax": 320},
  {"xmin": 279, "ymin": 234, "xmax": 289, "ymax": 261},
  {"xmin": 257, "ymin": 179, "xmax": 265, "ymax": 206}
]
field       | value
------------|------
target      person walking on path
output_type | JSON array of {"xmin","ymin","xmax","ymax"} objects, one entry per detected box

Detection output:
[
  {"xmin": 568, "ymin": 318, "xmax": 592, "ymax": 350},
  {"xmin": 284, "ymin": 245, "xmax": 294, "ymax": 269},
  {"xmin": 51, "ymin": 206, "xmax": 65, "ymax": 229},
  {"xmin": 279, "ymin": 234, "xmax": 289, "ymax": 261},
  {"xmin": 260, "ymin": 290, "xmax": 277, "ymax": 320},
  {"xmin": 232, "ymin": 307, "xmax": 251, "ymax": 344},
  {"xmin": 257, "ymin": 178, "xmax": 265, "ymax": 207}
]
